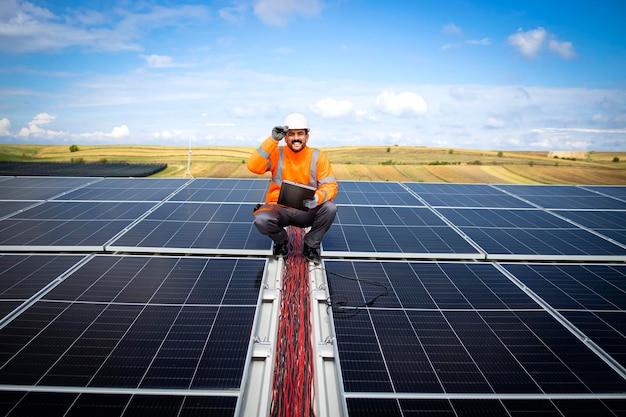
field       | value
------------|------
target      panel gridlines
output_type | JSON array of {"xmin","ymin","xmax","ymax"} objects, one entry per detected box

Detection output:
[
  {"xmin": 322, "ymin": 205, "xmax": 481, "ymax": 257},
  {"xmin": 0, "ymin": 201, "xmax": 157, "ymax": 250},
  {"xmin": 2, "ymin": 178, "xmax": 626, "ymax": 416},
  {"xmin": 0, "ymin": 255, "xmax": 264, "ymax": 416},
  {"xmin": 325, "ymin": 260, "xmax": 626, "ymax": 417},
  {"xmin": 502, "ymin": 263, "xmax": 626, "ymax": 369},
  {"xmin": 107, "ymin": 202, "xmax": 270, "ymax": 253},
  {"xmin": 436, "ymin": 207, "xmax": 626, "ymax": 259}
]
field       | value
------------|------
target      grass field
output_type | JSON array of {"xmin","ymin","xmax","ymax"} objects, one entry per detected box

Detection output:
[{"xmin": 2, "ymin": 144, "xmax": 625, "ymax": 184}]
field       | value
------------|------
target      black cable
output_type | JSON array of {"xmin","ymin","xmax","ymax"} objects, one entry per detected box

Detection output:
[{"xmin": 311, "ymin": 266, "xmax": 389, "ymax": 317}]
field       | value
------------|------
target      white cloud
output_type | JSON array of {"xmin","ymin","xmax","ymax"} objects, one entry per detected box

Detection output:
[
  {"xmin": 142, "ymin": 54, "xmax": 184, "ymax": 68},
  {"xmin": 18, "ymin": 113, "xmax": 62, "ymax": 137},
  {"xmin": 508, "ymin": 27, "xmax": 547, "ymax": 59},
  {"xmin": 219, "ymin": 3, "xmax": 248, "ymax": 24},
  {"xmin": 75, "ymin": 125, "xmax": 130, "ymax": 140},
  {"xmin": 254, "ymin": 0, "xmax": 321, "ymax": 26},
  {"xmin": 109, "ymin": 125, "xmax": 129, "ymax": 138},
  {"xmin": 312, "ymin": 98, "xmax": 353, "ymax": 118},
  {"xmin": 375, "ymin": 91, "xmax": 427, "ymax": 117},
  {"xmin": 441, "ymin": 38, "xmax": 490, "ymax": 51},
  {"xmin": 532, "ymin": 127, "xmax": 626, "ymax": 134},
  {"xmin": 548, "ymin": 39, "xmax": 576, "ymax": 59},
  {"xmin": 0, "ymin": 118, "xmax": 11, "ymax": 135},
  {"xmin": 467, "ymin": 38, "xmax": 490, "ymax": 46},
  {"xmin": 443, "ymin": 23, "xmax": 462, "ymax": 35},
  {"xmin": 508, "ymin": 27, "xmax": 576, "ymax": 59},
  {"xmin": 0, "ymin": 1, "xmax": 208, "ymax": 53}
]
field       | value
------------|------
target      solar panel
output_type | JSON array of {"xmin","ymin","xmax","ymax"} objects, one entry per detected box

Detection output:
[
  {"xmin": 169, "ymin": 178, "xmax": 267, "ymax": 203},
  {"xmin": 107, "ymin": 202, "xmax": 270, "ymax": 255},
  {"xmin": 554, "ymin": 210, "xmax": 626, "ymax": 246},
  {"xmin": 437, "ymin": 208, "xmax": 626, "ymax": 260},
  {"xmin": 335, "ymin": 181, "xmax": 422, "ymax": 206},
  {"xmin": 582, "ymin": 185, "xmax": 626, "ymax": 200},
  {"xmin": 2, "ymin": 177, "xmax": 626, "ymax": 416},
  {"xmin": 0, "ymin": 201, "xmax": 38, "ymax": 219},
  {"xmin": 0, "ymin": 254, "xmax": 85, "ymax": 319},
  {"xmin": 0, "ymin": 201, "xmax": 156, "ymax": 251},
  {"xmin": 0, "ymin": 392, "xmax": 238, "ymax": 417},
  {"xmin": 495, "ymin": 184, "xmax": 626, "ymax": 209},
  {"xmin": 322, "ymin": 206, "xmax": 483, "ymax": 258},
  {"xmin": 502, "ymin": 263, "xmax": 626, "ymax": 369},
  {"xmin": 54, "ymin": 178, "xmax": 189, "ymax": 201},
  {"xmin": 0, "ymin": 177, "xmax": 96, "ymax": 200},
  {"xmin": 0, "ymin": 255, "xmax": 263, "ymax": 414},
  {"xmin": 326, "ymin": 260, "xmax": 626, "ymax": 416},
  {"xmin": 406, "ymin": 182, "xmax": 534, "ymax": 208},
  {"xmin": 345, "ymin": 398, "xmax": 626, "ymax": 417}
]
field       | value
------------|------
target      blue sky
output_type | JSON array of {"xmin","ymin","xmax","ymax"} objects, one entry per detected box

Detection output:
[{"xmin": 1, "ymin": 0, "xmax": 625, "ymax": 150}]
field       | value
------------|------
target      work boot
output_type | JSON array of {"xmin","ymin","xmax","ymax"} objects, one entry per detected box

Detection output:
[
  {"xmin": 303, "ymin": 244, "xmax": 321, "ymax": 265},
  {"xmin": 273, "ymin": 240, "xmax": 288, "ymax": 259}
]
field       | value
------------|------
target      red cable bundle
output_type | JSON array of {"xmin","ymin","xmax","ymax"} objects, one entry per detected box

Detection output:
[{"xmin": 270, "ymin": 226, "xmax": 316, "ymax": 417}]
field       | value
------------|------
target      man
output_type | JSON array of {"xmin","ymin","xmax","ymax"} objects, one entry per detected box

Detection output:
[{"xmin": 247, "ymin": 113, "xmax": 338, "ymax": 264}]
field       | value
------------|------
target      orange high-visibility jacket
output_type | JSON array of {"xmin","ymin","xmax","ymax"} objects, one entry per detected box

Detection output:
[{"xmin": 247, "ymin": 136, "xmax": 338, "ymax": 206}]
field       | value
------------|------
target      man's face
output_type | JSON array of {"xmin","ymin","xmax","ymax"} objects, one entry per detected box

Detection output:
[{"xmin": 285, "ymin": 129, "xmax": 308, "ymax": 153}]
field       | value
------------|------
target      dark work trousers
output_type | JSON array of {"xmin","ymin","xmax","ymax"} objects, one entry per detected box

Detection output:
[{"xmin": 253, "ymin": 201, "xmax": 338, "ymax": 249}]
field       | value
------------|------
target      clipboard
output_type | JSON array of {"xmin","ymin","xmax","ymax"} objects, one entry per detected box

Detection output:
[{"xmin": 277, "ymin": 180, "xmax": 317, "ymax": 211}]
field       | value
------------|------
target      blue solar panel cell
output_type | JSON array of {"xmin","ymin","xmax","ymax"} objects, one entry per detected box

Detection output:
[
  {"xmin": 0, "ymin": 177, "xmax": 95, "ymax": 200},
  {"xmin": 325, "ymin": 260, "xmax": 538, "ymax": 309},
  {"xmin": 496, "ymin": 184, "xmax": 626, "ymax": 209},
  {"xmin": 436, "ymin": 209, "xmax": 626, "ymax": 259},
  {"xmin": 583, "ymin": 185, "xmax": 626, "ymax": 199},
  {"xmin": 334, "ymin": 308, "xmax": 626, "ymax": 395},
  {"xmin": 55, "ymin": 178, "xmax": 188, "ymax": 201},
  {"xmin": 332, "ymin": 312, "xmax": 394, "ymax": 393},
  {"xmin": 502, "ymin": 263, "xmax": 626, "ymax": 370},
  {"xmin": 0, "ymin": 201, "xmax": 37, "ymax": 218},
  {"xmin": 335, "ymin": 181, "xmax": 422, "ymax": 206},
  {"xmin": 407, "ymin": 183, "xmax": 505, "ymax": 195},
  {"xmin": 0, "ymin": 219, "xmax": 133, "ymax": 248},
  {"xmin": 170, "ymin": 178, "xmax": 267, "ymax": 203},
  {"xmin": 0, "ymin": 255, "xmax": 262, "ymax": 393},
  {"xmin": 503, "ymin": 264, "xmax": 626, "ymax": 310},
  {"xmin": 0, "ymin": 254, "xmax": 84, "ymax": 301},
  {"xmin": 328, "ymin": 260, "xmax": 626, "ymax": 401},
  {"xmin": 420, "ymin": 193, "xmax": 534, "ymax": 208},
  {"xmin": 461, "ymin": 227, "xmax": 626, "ymax": 259},
  {"xmin": 555, "ymin": 210, "xmax": 626, "ymax": 230},
  {"xmin": 406, "ymin": 182, "xmax": 534, "ymax": 208},
  {"xmin": 108, "ymin": 203, "xmax": 269, "ymax": 253},
  {"xmin": 437, "ymin": 208, "xmax": 572, "ymax": 228},
  {"xmin": 345, "ymin": 398, "xmax": 610, "ymax": 417},
  {"xmin": 497, "ymin": 184, "xmax": 597, "ymax": 197},
  {"xmin": 10, "ymin": 201, "xmax": 155, "ymax": 221},
  {"xmin": 562, "ymin": 311, "xmax": 626, "ymax": 368},
  {"xmin": 0, "ymin": 391, "xmax": 238, "ymax": 417},
  {"xmin": 323, "ymin": 223, "xmax": 479, "ymax": 256},
  {"xmin": 555, "ymin": 210, "xmax": 626, "ymax": 246},
  {"xmin": 324, "ymin": 206, "xmax": 480, "ymax": 257}
]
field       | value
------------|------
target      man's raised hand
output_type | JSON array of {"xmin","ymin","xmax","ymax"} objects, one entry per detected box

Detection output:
[{"xmin": 272, "ymin": 126, "xmax": 288, "ymax": 141}]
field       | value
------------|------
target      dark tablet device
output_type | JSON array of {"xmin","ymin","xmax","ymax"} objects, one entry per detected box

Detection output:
[{"xmin": 277, "ymin": 180, "xmax": 317, "ymax": 211}]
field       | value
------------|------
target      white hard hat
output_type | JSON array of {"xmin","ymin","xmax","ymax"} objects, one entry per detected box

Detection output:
[{"xmin": 284, "ymin": 113, "xmax": 308, "ymax": 130}]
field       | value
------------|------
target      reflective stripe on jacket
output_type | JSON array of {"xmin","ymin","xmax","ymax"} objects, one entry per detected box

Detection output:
[{"xmin": 247, "ymin": 136, "xmax": 338, "ymax": 205}]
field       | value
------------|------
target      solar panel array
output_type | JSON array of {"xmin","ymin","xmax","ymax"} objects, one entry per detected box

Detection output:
[{"xmin": 1, "ymin": 176, "xmax": 625, "ymax": 416}]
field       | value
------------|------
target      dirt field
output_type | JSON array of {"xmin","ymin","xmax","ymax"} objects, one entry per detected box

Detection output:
[{"xmin": 2, "ymin": 144, "xmax": 625, "ymax": 184}]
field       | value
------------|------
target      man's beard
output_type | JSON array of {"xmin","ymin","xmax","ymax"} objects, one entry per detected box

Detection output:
[{"xmin": 289, "ymin": 140, "xmax": 304, "ymax": 152}]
